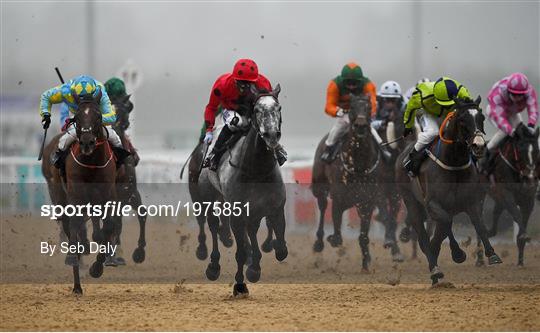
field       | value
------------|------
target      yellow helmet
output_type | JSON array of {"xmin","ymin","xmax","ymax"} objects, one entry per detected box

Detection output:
[
  {"xmin": 433, "ymin": 77, "xmax": 463, "ymax": 106},
  {"xmin": 70, "ymin": 75, "xmax": 98, "ymax": 97}
]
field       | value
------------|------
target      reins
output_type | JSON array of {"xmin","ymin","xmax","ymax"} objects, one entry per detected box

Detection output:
[{"xmin": 70, "ymin": 139, "xmax": 115, "ymax": 169}]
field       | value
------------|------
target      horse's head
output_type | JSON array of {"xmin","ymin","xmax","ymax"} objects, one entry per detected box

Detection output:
[
  {"xmin": 250, "ymin": 84, "xmax": 282, "ymax": 149},
  {"xmin": 452, "ymin": 96, "xmax": 486, "ymax": 157},
  {"xmin": 73, "ymin": 91, "xmax": 103, "ymax": 155},
  {"xmin": 348, "ymin": 94, "xmax": 371, "ymax": 138},
  {"xmin": 112, "ymin": 94, "xmax": 133, "ymax": 132},
  {"xmin": 511, "ymin": 123, "xmax": 540, "ymax": 185}
]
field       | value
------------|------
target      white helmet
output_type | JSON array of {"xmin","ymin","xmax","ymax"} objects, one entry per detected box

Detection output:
[
  {"xmin": 378, "ymin": 80, "xmax": 402, "ymax": 98},
  {"xmin": 417, "ymin": 77, "xmax": 430, "ymax": 85}
]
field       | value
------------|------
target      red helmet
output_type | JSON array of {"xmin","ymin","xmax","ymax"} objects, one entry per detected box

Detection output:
[{"xmin": 232, "ymin": 59, "xmax": 259, "ymax": 82}]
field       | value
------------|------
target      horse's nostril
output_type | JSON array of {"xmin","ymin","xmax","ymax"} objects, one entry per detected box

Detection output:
[{"xmin": 277, "ymin": 132, "xmax": 282, "ymax": 140}]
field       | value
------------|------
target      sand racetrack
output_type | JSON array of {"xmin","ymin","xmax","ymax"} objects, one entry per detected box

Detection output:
[{"xmin": 1, "ymin": 216, "xmax": 539, "ymax": 331}]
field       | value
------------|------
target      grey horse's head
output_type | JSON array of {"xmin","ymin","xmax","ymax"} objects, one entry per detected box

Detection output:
[{"xmin": 251, "ymin": 84, "xmax": 282, "ymax": 149}]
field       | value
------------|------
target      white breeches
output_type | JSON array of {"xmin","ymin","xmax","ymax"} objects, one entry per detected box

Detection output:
[
  {"xmin": 414, "ymin": 111, "xmax": 439, "ymax": 151},
  {"xmin": 58, "ymin": 124, "xmax": 123, "ymax": 151},
  {"xmin": 486, "ymin": 110, "xmax": 523, "ymax": 151}
]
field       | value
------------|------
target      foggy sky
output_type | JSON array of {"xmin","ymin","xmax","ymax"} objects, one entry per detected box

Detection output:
[{"xmin": 1, "ymin": 1, "xmax": 538, "ymax": 149}]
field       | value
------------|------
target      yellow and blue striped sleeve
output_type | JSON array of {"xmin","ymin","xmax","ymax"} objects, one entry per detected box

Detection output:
[
  {"xmin": 403, "ymin": 89, "xmax": 422, "ymax": 129},
  {"xmin": 99, "ymin": 85, "xmax": 116, "ymax": 125},
  {"xmin": 39, "ymin": 84, "xmax": 64, "ymax": 117}
]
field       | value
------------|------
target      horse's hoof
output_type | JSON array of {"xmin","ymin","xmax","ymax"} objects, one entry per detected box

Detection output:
[
  {"xmin": 273, "ymin": 241, "xmax": 288, "ymax": 261},
  {"xmin": 115, "ymin": 256, "xmax": 126, "ymax": 266},
  {"xmin": 261, "ymin": 239, "xmax": 273, "ymax": 253},
  {"xmin": 362, "ymin": 254, "xmax": 372, "ymax": 269},
  {"xmin": 327, "ymin": 234, "xmax": 342, "ymax": 247},
  {"xmin": 89, "ymin": 262, "xmax": 104, "ymax": 278},
  {"xmin": 132, "ymin": 247, "xmax": 146, "ymax": 263},
  {"xmin": 233, "ymin": 283, "xmax": 249, "ymax": 298},
  {"xmin": 72, "ymin": 287, "xmax": 83, "ymax": 295},
  {"xmin": 399, "ymin": 228, "xmax": 411, "ymax": 243},
  {"xmin": 451, "ymin": 248, "xmax": 467, "ymax": 264},
  {"xmin": 221, "ymin": 237, "xmax": 234, "ymax": 248},
  {"xmin": 313, "ymin": 239, "xmax": 324, "ymax": 253},
  {"xmin": 517, "ymin": 261, "xmax": 524, "ymax": 267},
  {"xmin": 392, "ymin": 252, "xmax": 405, "ymax": 263},
  {"xmin": 104, "ymin": 256, "xmax": 118, "ymax": 267},
  {"xmin": 246, "ymin": 266, "xmax": 261, "ymax": 283},
  {"xmin": 205, "ymin": 263, "xmax": 221, "ymax": 281},
  {"xmin": 196, "ymin": 244, "xmax": 208, "ymax": 261},
  {"xmin": 488, "ymin": 254, "xmax": 502, "ymax": 265},
  {"xmin": 218, "ymin": 225, "xmax": 233, "ymax": 248},
  {"xmin": 430, "ymin": 266, "xmax": 444, "ymax": 283},
  {"xmin": 383, "ymin": 237, "xmax": 395, "ymax": 249},
  {"xmin": 65, "ymin": 254, "xmax": 79, "ymax": 267}
]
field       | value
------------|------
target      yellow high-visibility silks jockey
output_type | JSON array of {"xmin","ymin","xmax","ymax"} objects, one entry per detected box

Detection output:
[
  {"xmin": 402, "ymin": 77, "xmax": 471, "ymax": 176},
  {"xmin": 39, "ymin": 75, "xmax": 130, "ymax": 168}
]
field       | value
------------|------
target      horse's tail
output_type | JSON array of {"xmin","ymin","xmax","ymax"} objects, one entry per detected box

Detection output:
[{"xmin": 179, "ymin": 153, "xmax": 193, "ymax": 180}]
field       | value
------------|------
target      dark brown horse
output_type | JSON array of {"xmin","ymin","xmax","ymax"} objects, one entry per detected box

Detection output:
[
  {"xmin": 42, "ymin": 92, "xmax": 118, "ymax": 294},
  {"xmin": 312, "ymin": 94, "xmax": 394, "ymax": 271},
  {"xmin": 107, "ymin": 94, "xmax": 147, "ymax": 265},
  {"xmin": 395, "ymin": 97, "xmax": 502, "ymax": 284},
  {"xmin": 484, "ymin": 123, "xmax": 539, "ymax": 266}
]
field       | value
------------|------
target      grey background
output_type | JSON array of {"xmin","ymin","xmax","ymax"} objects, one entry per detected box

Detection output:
[{"xmin": 1, "ymin": 1, "xmax": 539, "ymax": 151}]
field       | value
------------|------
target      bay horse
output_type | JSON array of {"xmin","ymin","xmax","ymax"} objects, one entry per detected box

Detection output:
[
  {"xmin": 484, "ymin": 123, "xmax": 539, "ymax": 266},
  {"xmin": 196, "ymin": 84, "xmax": 287, "ymax": 297},
  {"xmin": 42, "ymin": 91, "xmax": 119, "ymax": 294},
  {"xmin": 395, "ymin": 97, "xmax": 502, "ymax": 284},
  {"xmin": 312, "ymin": 94, "xmax": 397, "ymax": 271},
  {"xmin": 106, "ymin": 94, "xmax": 147, "ymax": 265}
]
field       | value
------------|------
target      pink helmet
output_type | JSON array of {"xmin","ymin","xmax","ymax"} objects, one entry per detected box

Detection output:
[{"xmin": 507, "ymin": 72, "xmax": 530, "ymax": 95}]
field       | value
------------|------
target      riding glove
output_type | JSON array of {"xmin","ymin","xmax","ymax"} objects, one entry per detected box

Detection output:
[
  {"xmin": 203, "ymin": 132, "xmax": 213, "ymax": 144},
  {"xmin": 42, "ymin": 114, "xmax": 51, "ymax": 129}
]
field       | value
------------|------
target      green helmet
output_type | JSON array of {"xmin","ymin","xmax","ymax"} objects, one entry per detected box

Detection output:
[
  {"xmin": 341, "ymin": 62, "xmax": 364, "ymax": 81},
  {"xmin": 104, "ymin": 77, "xmax": 127, "ymax": 99},
  {"xmin": 433, "ymin": 77, "xmax": 463, "ymax": 106}
]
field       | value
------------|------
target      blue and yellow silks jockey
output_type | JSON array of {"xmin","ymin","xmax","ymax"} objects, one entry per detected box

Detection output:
[{"xmin": 39, "ymin": 75, "xmax": 130, "ymax": 168}]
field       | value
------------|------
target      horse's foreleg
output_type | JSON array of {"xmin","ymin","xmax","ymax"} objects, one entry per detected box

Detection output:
[
  {"xmin": 466, "ymin": 205, "xmax": 502, "ymax": 266},
  {"xmin": 132, "ymin": 189, "xmax": 147, "ymax": 263},
  {"xmin": 205, "ymin": 214, "xmax": 221, "ymax": 281},
  {"xmin": 261, "ymin": 217, "xmax": 274, "ymax": 253},
  {"xmin": 269, "ymin": 208, "xmax": 288, "ymax": 262},
  {"xmin": 195, "ymin": 214, "xmax": 208, "ymax": 261},
  {"xmin": 72, "ymin": 260, "xmax": 82, "ymax": 295},
  {"xmin": 447, "ymin": 229, "xmax": 466, "ymax": 264},
  {"xmin": 313, "ymin": 195, "xmax": 327, "ymax": 252},
  {"xmin": 65, "ymin": 216, "xmax": 82, "ymax": 267},
  {"xmin": 488, "ymin": 200, "xmax": 504, "ymax": 238},
  {"xmin": 516, "ymin": 196, "xmax": 534, "ymax": 266},
  {"xmin": 327, "ymin": 203, "xmax": 344, "ymax": 247},
  {"xmin": 230, "ymin": 217, "xmax": 249, "ymax": 297},
  {"xmin": 218, "ymin": 216, "xmax": 233, "ymax": 248},
  {"xmin": 426, "ymin": 201, "xmax": 452, "ymax": 284},
  {"xmin": 89, "ymin": 216, "xmax": 115, "ymax": 278},
  {"xmin": 357, "ymin": 204, "xmax": 373, "ymax": 272},
  {"xmin": 386, "ymin": 193, "xmax": 404, "ymax": 262},
  {"xmin": 245, "ymin": 218, "xmax": 262, "ymax": 283}
]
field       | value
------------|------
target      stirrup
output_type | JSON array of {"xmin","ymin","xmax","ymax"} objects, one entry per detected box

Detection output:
[
  {"xmin": 275, "ymin": 147, "xmax": 288, "ymax": 166},
  {"xmin": 321, "ymin": 145, "xmax": 337, "ymax": 163}
]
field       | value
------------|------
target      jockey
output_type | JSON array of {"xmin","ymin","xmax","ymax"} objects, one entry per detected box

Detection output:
[
  {"xmin": 321, "ymin": 62, "xmax": 391, "ymax": 163},
  {"xmin": 104, "ymin": 77, "xmax": 140, "ymax": 166},
  {"xmin": 39, "ymin": 75, "xmax": 131, "ymax": 169},
  {"xmin": 402, "ymin": 77, "xmax": 472, "ymax": 176},
  {"xmin": 372, "ymin": 80, "xmax": 406, "ymax": 131},
  {"xmin": 480, "ymin": 72, "xmax": 538, "ymax": 174},
  {"xmin": 202, "ymin": 59, "xmax": 287, "ymax": 171}
]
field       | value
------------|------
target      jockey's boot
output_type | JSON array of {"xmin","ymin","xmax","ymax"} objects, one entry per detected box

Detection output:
[
  {"xmin": 275, "ymin": 145, "xmax": 288, "ymax": 166},
  {"xmin": 321, "ymin": 144, "xmax": 339, "ymax": 163},
  {"xmin": 404, "ymin": 148, "xmax": 426, "ymax": 177},
  {"xmin": 51, "ymin": 148, "xmax": 68, "ymax": 169},
  {"xmin": 112, "ymin": 147, "xmax": 131, "ymax": 167},
  {"xmin": 203, "ymin": 127, "xmax": 233, "ymax": 171}
]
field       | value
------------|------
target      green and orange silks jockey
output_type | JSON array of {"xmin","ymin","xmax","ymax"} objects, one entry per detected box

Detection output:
[
  {"xmin": 402, "ymin": 77, "xmax": 472, "ymax": 176},
  {"xmin": 321, "ymin": 62, "xmax": 392, "ymax": 163},
  {"xmin": 39, "ymin": 75, "xmax": 130, "ymax": 169}
]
